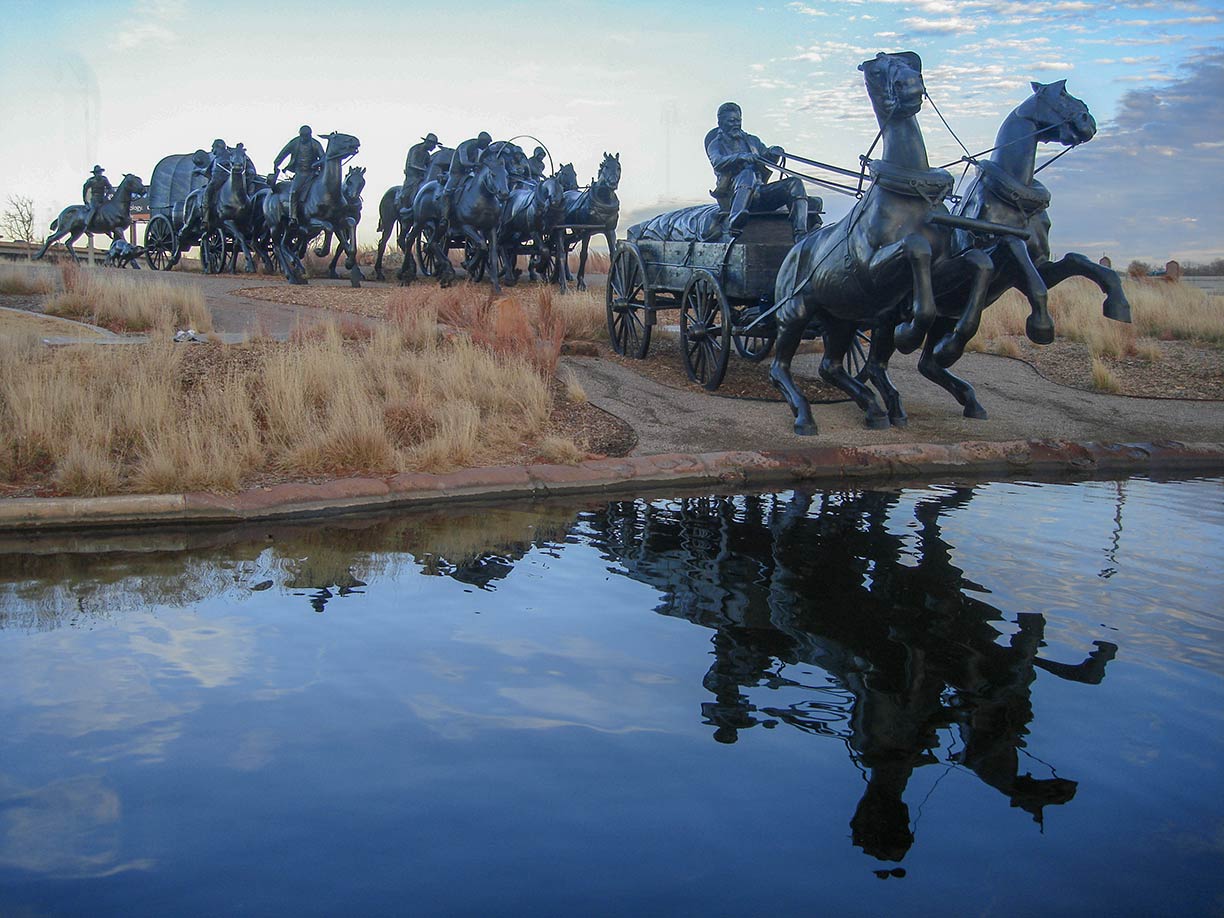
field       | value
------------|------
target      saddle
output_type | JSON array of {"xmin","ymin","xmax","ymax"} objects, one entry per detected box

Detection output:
[
  {"xmin": 976, "ymin": 160, "xmax": 1050, "ymax": 218},
  {"xmin": 868, "ymin": 159, "xmax": 955, "ymax": 205}
]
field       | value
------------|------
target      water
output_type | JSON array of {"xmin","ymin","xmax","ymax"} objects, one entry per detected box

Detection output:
[{"xmin": 0, "ymin": 477, "xmax": 1221, "ymax": 917}]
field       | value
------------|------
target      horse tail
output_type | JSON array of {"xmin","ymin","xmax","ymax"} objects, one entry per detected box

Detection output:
[{"xmin": 49, "ymin": 217, "xmax": 59, "ymax": 232}]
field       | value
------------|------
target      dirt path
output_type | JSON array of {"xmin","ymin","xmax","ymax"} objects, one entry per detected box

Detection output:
[{"xmin": 565, "ymin": 335, "xmax": 1224, "ymax": 454}]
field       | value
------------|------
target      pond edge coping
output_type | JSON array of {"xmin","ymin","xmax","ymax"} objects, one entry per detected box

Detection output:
[{"xmin": 1, "ymin": 439, "xmax": 1221, "ymax": 533}]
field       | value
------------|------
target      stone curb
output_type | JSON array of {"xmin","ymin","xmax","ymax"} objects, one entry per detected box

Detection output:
[{"xmin": 1, "ymin": 439, "xmax": 1221, "ymax": 533}]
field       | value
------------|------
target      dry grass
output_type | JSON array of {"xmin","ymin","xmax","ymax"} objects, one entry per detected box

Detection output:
[
  {"xmin": 43, "ymin": 263, "xmax": 213, "ymax": 333},
  {"xmin": 1090, "ymin": 357, "xmax": 1122, "ymax": 393},
  {"xmin": 567, "ymin": 250, "xmax": 610, "ymax": 275},
  {"xmin": 975, "ymin": 277, "xmax": 1223, "ymax": 356},
  {"xmin": 558, "ymin": 364, "xmax": 587, "ymax": 402},
  {"xmin": 0, "ymin": 265, "xmax": 55, "ymax": 295},
  {"xmin": 0, "ymin": 302, "xmax": 577, "ymax": 495}
]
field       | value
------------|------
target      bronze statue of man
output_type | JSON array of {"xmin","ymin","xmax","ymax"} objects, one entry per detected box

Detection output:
[
  {"xmin": 199, "ymin": 138, "xmax": 230, "ymax": 230},
  {"xmin": 706, "ymin": 101, "xmax": 807, "ymax": 241},
  {"xmin": 528, "ymin": 146, "xmax": 547, "ymax": 183},
  {"xmin": 399, "ymin": 132, "xmax": 439, "ymax": 213},
  {"xmin": 274, "ymin": 125, "xmax": 325, "ymax": 227},
  {"xmin": 81, "ymin": 165, "xmax": 114, "ymax": 234},
  {"xmin": 438, "ymin": 131, "xmax": 491, "ymax": 227}
]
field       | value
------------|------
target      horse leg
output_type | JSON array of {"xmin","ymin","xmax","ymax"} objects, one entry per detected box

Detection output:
[
  {"xmin": 315, "ymin": 231, "xmax": 332, "ymax": 258},
  {"xmin": 34, "ymin": 227, "xmax": 69, "ymax": 261},
  {"xmin": 933, "ymin": 248, "xmax": 995, "ymax": 367},
  {"xmin": 397, "ymin": 225, "xmax": 419, "ymax": 286},
  {"xmin": 820, "ymin": 321, "xmax": 890, "ymax": 429},
  {"xmin": 63, "ymin": 230, "xmax": 83, "ymax": 264},
  {"xmin": 1038, "ymin": 252, "xmax": 1132, "ymax": 323},
  {"xmin": 224, "ymin": 220, "xmax": 257, "ymax": 273},
  {"xmin": 343, "ymin": 218, "xmax": 363, "ymax": 287},
  {"xmin": 767, "ymin": 249, "xmax": 820, "ymax": 435},
  {"xmin": 889, "ymin": 233, "xmax": 937, "ymax": 354},
  {"xmin": 995, "ymin": 236, "xmax": 1054, "ymax": 345},
  {"xmin": 918, "ymin": 317, "xmax": 988, "ymax": 419},
  {"xmin": 374, "ymin": 227, "xmax": 390, "ymax": 282},
  {"xmin": 858, "ymin": 322, "xmax": 907, "ymax": 427},
  {"xmin": 576, "ymin": 235, "xmax": 592, "ymax": 291}
]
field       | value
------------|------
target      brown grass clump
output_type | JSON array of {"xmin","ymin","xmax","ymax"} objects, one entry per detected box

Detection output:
[
  {"xmin": 976, "ymin": 277, "xmax": 1223, "ymax": 351},
  {"xmin": 991, "ymin": 337, "xmax": 1022, "ymax": 359},
  {"xmin": 44, "ymin": 263, "xmax": 212, "ymax": 333},
  {"xmin": 0, "ymin": 265, "xmax": 55, "ymax": 295},
  {"xmin": 0, "ymin": 311, "xmax": 572, "ymax": 495},
  {"xmin": 567, "ymin": 250, "xmax": 611, "ymax": 275},
  {"xmin": 1090, "ymin": 357, "xmax": 1122, "ymax": 394},
  {"xmin": 558, "ymin": 364, "xmax": 587, "ymax": 403}
]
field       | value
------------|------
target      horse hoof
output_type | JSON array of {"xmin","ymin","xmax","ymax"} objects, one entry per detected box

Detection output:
[
  {"xmin": 866, "ymin": 412, "xmax": 890, "ymax": 430},
  {"xmin": 577, "ymin": 281, "xmax": 587, "ymax": 292},
  {"xmin": 893, "ymin": 322, "xmax": 924, "ymax": 355},
  {"xmin": 328, "ymin": 271, "xmax": 340, "ymax": 280},
  {"xmin": 1104, "ymin": 294, "xmax": 1132, "ymax": 323},
  {"xmin": 890, "ymin": 412, "xmax": 908, "ymax": 428},
  {"xmin": 1026, "ymin": 314, "xmax": 1055, "ymax": 345},
  {"xmin": 963, "ymin": 402, "xmax": 988, "ymax": 420},
  {"xmin": 375, "ymin": 271, "xmax": 386, "ymax": 282},
  {"xmin": 794, "ymin": 419, "xmax": 818, "ymax": 436}
]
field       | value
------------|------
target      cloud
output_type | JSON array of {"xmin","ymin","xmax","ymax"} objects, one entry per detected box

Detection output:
[
  {"xmin": 900, "ymin": 15, "xmax": 979, "ymax": 34},
  {"xmin": 1044, "ymin": 50, "xmax": 1224, "ymax": 260}
]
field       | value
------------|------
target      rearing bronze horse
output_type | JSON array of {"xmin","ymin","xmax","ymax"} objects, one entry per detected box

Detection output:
[
  {"xmin": 34, "ymin": 174, "xmax": 147, "ymax": 263},
  {"xmin": 770, "ymin": 52, "xmax": 970, "ymax": 435}
]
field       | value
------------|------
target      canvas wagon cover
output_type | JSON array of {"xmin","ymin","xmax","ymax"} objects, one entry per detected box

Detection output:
[{"xmin": 148, "ymin": 152, "xmax": 205, "ymax": 215}]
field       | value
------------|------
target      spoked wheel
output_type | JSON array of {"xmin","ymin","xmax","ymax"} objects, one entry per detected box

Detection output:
[
  {"xmin": 416, "ymin": 226, "xmax": 439, "ymax": 276},
  {"xmin": 143, "ymin": 215, "xmax": 175, "ymax": 271},
  {"xmin": 680, "ymin": 270, "xmax": 732, "ymax": 390},
  {"xmin": 463, "ymin": 240, "xmax": 487, "ymax": 282},
  {"xmin": 200, "ymin": 228, "xmax": 229, "ymax": 274},
  {"xmin": 605, "ymin": 243, "xmax": 653, "ymax": 358},
  {"xmin": 849, "ymin": 327, "xmax": 871, "ymax": 378},
  {"xmin": 733, "ymin": 309, "xmax": 777, "ymax": 362}
]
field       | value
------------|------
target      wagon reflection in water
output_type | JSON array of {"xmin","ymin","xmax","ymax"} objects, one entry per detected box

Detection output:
[{"xmin": 586, "ymin": 489, "xmax": 1116, "ymax": 863}]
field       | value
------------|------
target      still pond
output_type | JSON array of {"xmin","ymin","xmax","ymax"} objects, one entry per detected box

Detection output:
[{"xmin": 1, "ymin": 476, "xmax": 1222, "ymax": 916}]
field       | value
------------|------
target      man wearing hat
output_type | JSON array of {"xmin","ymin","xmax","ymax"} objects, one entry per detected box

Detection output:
[
  {"xmin": 527, "ymin": 146, "xmax": 547, "ymax": 183},
  {"xmin": 274, "ymin": 125, "xmax": 325, "ymax": 228},
  {"xmin": 438, "ymin": 131, "xmax": 492, "ymax": 228},
  {"xmin": 81, "ymin": 165, "xmax": 114, "ymax": 234},
  {"xmin": 200, "ymin": 138, "xmax": 230, "ymax": 230},
  {"xmin": 706, "ymin": 101, "xmax": 808, "ymax": 242},
  {"xmin": 399, "ymin": 132, "xmax": 440, "ymax": 215}
]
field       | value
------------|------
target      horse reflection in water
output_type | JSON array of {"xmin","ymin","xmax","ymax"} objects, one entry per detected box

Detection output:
[{"xmin": 589, "ymin": 489, "xmax": 1116, "ymax": 865}]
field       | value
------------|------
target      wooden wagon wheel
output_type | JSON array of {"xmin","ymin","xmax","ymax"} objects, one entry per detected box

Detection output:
[
  {"xmin": 733, "ymin": 308, "xmax": 777, "ymax": 362},
  {"xmin": 143, "ymin": 215, "xmax": 175, "ymax": 271},
  {"xmin": 200, "ymin": 227, "xmax": 228, "ymax": 274},
  {"xmin": 680, "ymin": 270, "xmax": 732, "ymax": 390},
  {"xmin": 416, "ymin": 225, "xmax": 439, "ymax": 277},
  {"xmin": 605, "ymin": 243, "xmax": 653, "ymax": 359},
  {"xmin": 849, "ymin": 327, "xmax": 871, "ymax": 379}
]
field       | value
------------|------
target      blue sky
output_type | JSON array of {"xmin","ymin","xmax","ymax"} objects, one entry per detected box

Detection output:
[{"xmin": 1, "ymin": 0, "xmax": 1221, "ymax": 260}]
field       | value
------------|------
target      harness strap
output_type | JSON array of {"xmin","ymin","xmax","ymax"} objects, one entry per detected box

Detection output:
[
  {"xmin": 867, "ymin": 160, "xmax": 955, "ymax": 205},
  {"xmin": 976, "ymin": 160, "xmax": 1050, "ymax": 218}
]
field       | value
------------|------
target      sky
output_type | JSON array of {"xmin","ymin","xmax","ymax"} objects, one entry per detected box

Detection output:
[{"xmin": 0, "ymin": 0, "xmax": 1221, "ymax": 262}]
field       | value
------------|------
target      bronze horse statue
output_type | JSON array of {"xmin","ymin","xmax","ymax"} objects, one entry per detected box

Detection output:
[
  {"xmin": 373, "ymin": 146, "xmax": 454, "ymax": 282},
  {"xmin": 498, "ymin": 162, "xmax": 579, "ymax": 285},
  {"xmin": 858, "ymin": 80, "xmax": 1132, "ymax": 421},
  {"xmin": 398, "ymin": 150, "xmax": 510, "ymax": 292},
  {"xmin": 34, "ymin": 174, "xmax": 147, "ymax": 262},
  {"xmin": 770, "ymin": 52, "xmax": 985, "ymax": 435},
  {"xmin": 315, "ymin": 165, "xmax": 367, "ymax": 280},
  {"xmin": 261, "ymin": 131, "xmax": 361, "ymax": 284},
  {"xmin": 558, "ymin": 152, "xmax": 621, "ymax": 292}
]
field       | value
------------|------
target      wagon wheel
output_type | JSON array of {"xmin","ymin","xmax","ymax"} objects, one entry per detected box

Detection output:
[
  {"xmin": 200, "ymin": 228, "xmax": 229, "ymax": 274},
  {"xmin": 463, "ymin": 239, "xmax": 487, "ymax": 282},
  {"xmin": 849, "ymin": 327, "xmax": 871, "ymax": 379},
  {"xmin": 416, "ymin": 225, "xmax": 439, "ymax": 277},
  {"xmin": 680, "ymin": 270, "xmax": 732, "ymax": 390},
  {"xmin": 143, "ymin": 215, "xmax": 175, "ymax": 271},
  {"xmin": 605, "ymin": 243, "xmax": 652, "ymax": 359},
  {"xmin": 733, "ymin": 309, "xmax": 777, "ymax": 362}
]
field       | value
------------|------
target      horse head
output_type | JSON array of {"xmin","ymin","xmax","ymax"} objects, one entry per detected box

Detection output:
[
  {"xmin": 323, "ymin": 132, "xmax": 361, "ymax": 160},
  {"xmin": 557, "ymin": 163, "xmax": 579, "ymax": 192},
  {"xmin": 119, "ymin": 174, "xmax": 147, "ymax": 197},
  {"xmin": 1020, "ymin": 80, "xmax": 1096, "ymax": 147},
  {"xmin": 859, "ymin": 51, "xmax": 925, "ymax": 121},
  {"xmin": 345, "ymin": 165, "xmax": 367, "ymax": 200},
  {"xmin": 480, "ymin": 153, "xmax": 511, "ymax": 205},
  {"xmin": 597, "ymin": 152, "xmax": 621, "ymax": 191}
]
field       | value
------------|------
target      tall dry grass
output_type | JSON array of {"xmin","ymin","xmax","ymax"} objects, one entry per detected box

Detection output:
[
  {"xmin": 0, "ymin": 306, "xmax": 569, "ymax": 495},
  {"xmin": 43, "ymin": 263, "xmax": 213, "ymax": 333},
  {"xmin": 971, "ymin": 276, "xmax": 1223, "ymax": 357},
  {"xmin": 0, "ymin": 265, "xmax": 56, "ymax": 296},
  {"xmin": 567, "ymin": 250, "xmax": 611, "ymax": 275}
]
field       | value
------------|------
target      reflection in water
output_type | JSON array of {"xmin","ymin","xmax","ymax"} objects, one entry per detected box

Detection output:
[{"xmin": 586, "ymin": 489, "xmax": 1117, "ymax": 863}]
